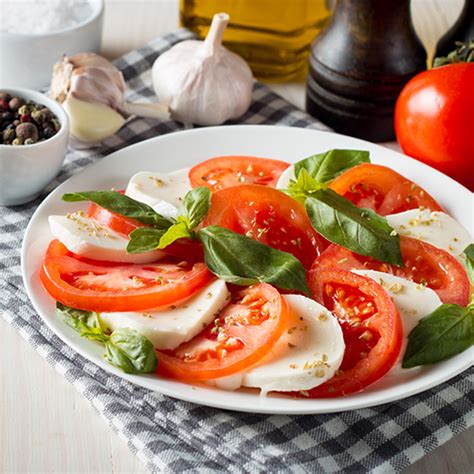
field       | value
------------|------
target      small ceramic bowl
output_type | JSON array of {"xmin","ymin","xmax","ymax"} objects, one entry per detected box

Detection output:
[
  {"xmin": 0, "ymin": 0, "xmax": 104, "ymax": 90},
  {"xmin": 0, "ymin": 88, "xmax": 69, "ymax": 206}
]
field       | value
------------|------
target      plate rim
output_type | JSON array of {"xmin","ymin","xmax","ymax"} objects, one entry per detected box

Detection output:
[{"xmin": 21, "ymin": 124, "xmax": 473, "ymax": 414}]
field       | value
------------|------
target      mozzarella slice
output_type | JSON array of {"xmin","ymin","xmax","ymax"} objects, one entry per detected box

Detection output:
[
  {"xmin": 100, "ymin": 279, "xmax": 230, "ymax": 350},
  {"xmin": 386, "ymin": 208, "xmax": 472, "ymax": 260},
  {"xmin": 49, "ymin": 213, "xmax": 163, "ymax": 264},
  {"xmin": 212, "ymin": 295, "xmax": 344, "ymax": 393},
  {"xmin": 125, "ymin": 168, "xmax": 191, "ymax": 220},
  {"xmin": 276, "ymin": 165, "xmax": 295, "ymax": 190},
  {"xmin": 352, "ymin": 270, "xmax": 442, "ymax": 374}
]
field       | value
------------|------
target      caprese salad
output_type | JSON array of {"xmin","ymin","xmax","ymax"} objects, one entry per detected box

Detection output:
[{"xmin": 40, "ymin": 150, "xmax": 474, "ymax": 398}]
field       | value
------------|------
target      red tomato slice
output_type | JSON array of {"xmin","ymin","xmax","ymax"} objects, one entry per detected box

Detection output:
[
  {"xmin": 156, "ymin": 283, "xmax": 289, "ymax": 381},
  {"xmin": 312, "ymin": 237, "xmax": 470, "ymax": 306},
  {"xmin": 189, "ymin": 156, "xmax": 290, "ymax": 192},
  {"xmin": 204, "ymin": 184, "xmax": 327, "ymax": 269},
  {"xmin": 87, "ymin": 202, "xmax": 142, "ymax": 236},
  {"xmin": 330, "ymin": 163, "xmax": 443, "ymax": 215},
  {"xmin": 304, "ymin": 269, "xmax": 402, "ymax": 397},
  {"xmin": 40, "ymin": 240, "xmax": 212, "ymax": 312},
  {"xmin": 87, "ymin": 203, "xmax": 204, "ymax": 262}
]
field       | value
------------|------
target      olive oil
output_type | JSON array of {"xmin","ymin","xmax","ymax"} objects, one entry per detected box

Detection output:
[{"xmin": 180, "ymin": 0, "xmax": 330, "ymax": 82}]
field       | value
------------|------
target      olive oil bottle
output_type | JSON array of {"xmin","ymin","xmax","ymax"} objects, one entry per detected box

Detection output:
[{"xmin": 180, "ymin": 0, "xmax": 331, "ymax": 82}]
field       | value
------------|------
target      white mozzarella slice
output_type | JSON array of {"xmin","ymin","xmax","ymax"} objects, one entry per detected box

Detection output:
[
  {"xmin": 100, "ymin": 279, "xmax": 230, "ymax": 350},
  {"xmin": 215, "ymin": 295, "xmax": 344, "ymax": 394},
  {"xmin": 151, "ymin": 200, "xmax": 180, "ymax": 221},
  {"xmin": 276, "ymin": 165, "xmax": 295, "ymax": 190},
  {"xmin": 125, "ymin": 168, "xmax": 191, "ymax": 220},
  {"xmin": 352, "ymin": 270, "xmax": 442, "ymax": 374},
  {"xmin": 386, "ymin": 208, "xmax": 472, "ymax": 260},
  {"xmin": 48, "ymin": 213, "xmax": 163, "ymax": 264}
]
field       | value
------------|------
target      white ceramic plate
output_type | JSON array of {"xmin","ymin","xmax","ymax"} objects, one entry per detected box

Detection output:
[{"xmin": 22, "ymin": 125, "xmax": 473, "ymax": 414}]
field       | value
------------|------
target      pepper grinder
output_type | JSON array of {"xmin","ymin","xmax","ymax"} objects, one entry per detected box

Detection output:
[{"xmin": 306, "ymin": 0, "xmax": 426, "ymax": 142}]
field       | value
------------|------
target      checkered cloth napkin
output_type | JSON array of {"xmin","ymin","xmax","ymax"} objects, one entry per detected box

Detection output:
[{"xmin": 1, "ymin": 29, "xmax": 472, "ymax": 473}]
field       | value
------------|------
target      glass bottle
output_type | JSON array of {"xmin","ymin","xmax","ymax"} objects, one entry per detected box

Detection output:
[{"xmin": 180, "ymin": 0, "xmax": 331, "ymax": 82}]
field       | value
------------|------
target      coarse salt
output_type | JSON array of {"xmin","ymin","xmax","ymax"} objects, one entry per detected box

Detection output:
[{"xmin": 0, "ymin": 0, "xmax": 97, "ymax": 35}]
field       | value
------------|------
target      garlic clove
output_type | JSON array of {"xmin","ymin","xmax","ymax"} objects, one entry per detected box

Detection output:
[
  {"xmin": 152, "ymin": 12, "xmax": 253, "ymax": 126},
  {"xmin": 122, "ymin": 101, "xmax": 170, "ymax": 120},
  {"xmin": 63, "ymin": 96, "xmax": 125, "ymax": 143},
  {"xmin": 69, "ymin": 65, "xmax": 126, "ymax": 113},
  {"xmin": 69, "ymin": 52, "xmax": 119, "ymax": 71},
  {"xmin": 50, "ymin": 55, "xmax": 75, "ymax": 104},
  {"xmin": 51, "ymin": 52, "xmax": 170, "ymax": 144}
]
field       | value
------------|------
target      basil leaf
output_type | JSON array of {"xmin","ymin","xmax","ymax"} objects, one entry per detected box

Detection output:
[
  {"xmin": 181, "ymin": 187, "xmax": 211, "ymax": 229},
  {"xmin": 198, "ymin": 226, "xmax": 311, "ymax": 296},
  {"xmin": 294, "ymin": 149, "xmax": 370, "ymax": 185},
  {"xmin": 287, "ymin": 168, "xmax": 322, "ymax": 203},
  {"xmin": 127, "ymin": 227, "xmax": 167, "ymax": 254},
  {"xmin": 104, "ymin": 328, "xmax": 157, "ymax": 374},
  {"xmin": 62, "ymin": 191, "xmax": 172, "ymax": 229},
  {"xmin": 56, "ymin": 302, "xmax": 107, "ymax": 343},
  {"xmin": 402, "ymin": 304, "xmax": 474, "ymax": 368},
  {"xmin": 127, "ymin": 187, "xmax": 211, "ymax": 253},
  {"xmin": 56, "ymin": 303, "xmax": 157, "ymax": 374},
  {"xmin": 157, "ymin": 219, "xmax": 192, "ymax": 249},
  {"xmin": 464, "ymin": 244, "xmax": 474, "ymax": 286},
  {"xmin": 305, "ymin": 189, "xmax": 403, "ymax": 266}
]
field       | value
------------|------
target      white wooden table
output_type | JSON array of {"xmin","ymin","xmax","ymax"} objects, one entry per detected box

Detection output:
[{"xmin": 1, "ymin": 0, "xmax": 472, "ymax": 472}]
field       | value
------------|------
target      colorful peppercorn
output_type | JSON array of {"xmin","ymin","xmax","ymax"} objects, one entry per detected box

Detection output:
[{"xmin": 0, "ymin": 93, "xmax": 60, "ymax": 145}]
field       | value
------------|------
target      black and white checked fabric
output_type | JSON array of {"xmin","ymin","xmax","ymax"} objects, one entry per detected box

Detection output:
[{"xmin": 1, "ymin": 30, "xmax": 472, "ymax": 473}]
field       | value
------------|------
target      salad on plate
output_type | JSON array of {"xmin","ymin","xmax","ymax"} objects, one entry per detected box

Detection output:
[{"xmin": 39, "ymin": 150, "xmax": 474, "ymax": 398}]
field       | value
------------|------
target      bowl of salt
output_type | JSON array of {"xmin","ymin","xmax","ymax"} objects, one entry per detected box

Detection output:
[{"xmin": 0, "ymin": 0, "xmax": 104, "ymax": 90}]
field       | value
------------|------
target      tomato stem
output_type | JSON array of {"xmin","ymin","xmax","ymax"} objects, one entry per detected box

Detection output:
[{"xmin": 433, "ymin": 40, "xmax": 474, "ymax": 67}]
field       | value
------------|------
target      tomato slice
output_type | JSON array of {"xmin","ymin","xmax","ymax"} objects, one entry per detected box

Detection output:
[
  {"xmin": 156, "ymin": 283, "xmax": 289, "ymax": 381},
  {"xmin": 204, "ymin": 184, "xmax": 326, "ymax": 269},
  {"xmin": 40, "ymin": 240, "xmax": 212, "ymax": 312},
  {"xmin": 312, "ymin": 237, "xmax": 470, "ymax": 306},
  {"xmin": 87, "ymin": 202, "xmax": 142, "ymax": 236},
  {"xmin": 330, "ymin": 163, "xmax": 444, "ymax": 215},
  {"xmin": 189, "ymin": 156, "xmax": 290, "ymax": 192},
  {"xmin": 87, "ymin": 203, "xmax": 204, "ymax": 262},
  {"xmin": 304, "ymin": 269, "xmax": 402, "ymax": 397}
]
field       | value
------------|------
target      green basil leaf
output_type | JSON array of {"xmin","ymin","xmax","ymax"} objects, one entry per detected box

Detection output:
[
  {"xmin": 62, "ymin": 191, "xmax": 172, "ymax": 229},
  {"xmin": 464, "ymin": 244, "xmax": 474, "ymax": 286},
  {"xmin": 287, "ymin": 168, "xmax": 322, "ymax": 203},
  {"xmin": 127, "ymin": 227, "xmax": 167, "ymax": 254},
  {"xmin": 56, "ymin": 303, "xmax": 157, "ymax": 374},
  {"xmin": 126, "ymin": 187, "xmax": 210, "ymax": 253},
  {"xmin": 157, "ymin": 219, "xmax": 192, "ymax": 249},
  {"xmin": 181, "ymin": 187, "xmax": 211, "ymax": 229},
  {"xmin": 402, "ymin": 304, "xmax": 474, "ymax": 368},
  {"xmin": 198, "ymin": 226, "xmax": 311, "ymax": 296},
  {"xmin": 305, "ymin": 189, "xmax": 403, "ymax": 266},
  {"xmin": 104, "ymin": 328, "xmax": 158, "ymax": 374},
  {"xmin": 56, "ymin": 303, "xmax": 108, "ymax": 343},
  {"xmin": 294, "ymin": 149, "xmax": 370, "ymax": 185}
]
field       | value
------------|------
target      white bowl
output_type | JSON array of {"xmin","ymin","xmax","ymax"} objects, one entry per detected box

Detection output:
[
  {"xmin": 0, "ymin": 88, "xmax": 69, "ymax": 206},
  {"xmin": 0, "ymin": 0, "xmax": 104, "ymax": 90}
]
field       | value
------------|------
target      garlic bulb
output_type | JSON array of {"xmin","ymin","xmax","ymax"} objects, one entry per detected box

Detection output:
[
  {"xmin": 51, "ymin": 53, "xmax": 169, "ymax": 144},
  {"xmin": 152, "ymin": 13, "xmax": 253, "ymax": 125}
]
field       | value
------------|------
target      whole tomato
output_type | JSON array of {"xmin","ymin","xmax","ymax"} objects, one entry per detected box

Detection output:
[{"xmin": 394, "ymin": 62, "xmax": 474, "ymax": 190}]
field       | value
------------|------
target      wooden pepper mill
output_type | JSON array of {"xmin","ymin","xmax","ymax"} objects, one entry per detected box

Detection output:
[{"xmin": 306, "ymin": 0, "xmax": 427, "ymax": 142}]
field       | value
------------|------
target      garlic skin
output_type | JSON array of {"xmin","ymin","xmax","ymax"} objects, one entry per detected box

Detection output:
[
  {"xmin": 152, "ymin": 13, "xmax": 253, "ymax": 125},
  {"xmin": 51, "ymin": 53, "xmax": 126, "ymax": 114},
  {"xmin": 51, "ymin": 53, "xmax": 169, "ymax": 144}
]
